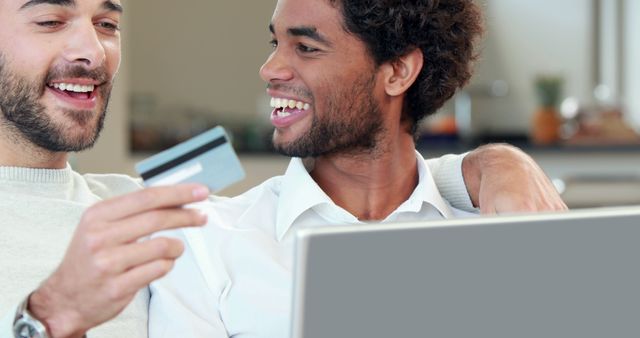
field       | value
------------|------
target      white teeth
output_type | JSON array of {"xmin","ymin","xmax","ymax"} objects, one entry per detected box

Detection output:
[
  {"xmin": 269, "ymin": 97, "xmax": 310, "ymax": 111},
  {"xmin": 50, "ymin": 83, "xmax": 95, "ymax": 93}
]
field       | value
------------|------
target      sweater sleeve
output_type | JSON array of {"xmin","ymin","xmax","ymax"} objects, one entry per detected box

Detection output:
[
  {"xmin": 427, "ymin": 153, "xmax": 478, "ymax": 213},
  {"xmin": 1, "ymin": 303, "xmax": 17, "ymax": 337}
]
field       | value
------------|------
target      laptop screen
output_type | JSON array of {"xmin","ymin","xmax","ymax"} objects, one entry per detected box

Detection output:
[{"xmin": 291, "ymin": 206, "xmax": 640, "ymax": 338}]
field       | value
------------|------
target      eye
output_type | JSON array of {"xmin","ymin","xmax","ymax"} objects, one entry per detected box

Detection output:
[
  {"xmin": 269, "ymin": 39, "xmax": 278, "ymax": 48},
  {"xmin": 297, "ymin": 43, "xmax": 320, "ymax": 53},
  {"xmin": 96, "ymin": 20, "xmax": 120, "ymax": 33},
  {"xmin": 36, "ymin": 20, "xmax": 64, "ymax": 28}
]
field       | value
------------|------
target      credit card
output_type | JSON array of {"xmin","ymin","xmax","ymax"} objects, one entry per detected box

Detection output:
[{"xmin": 135, "ymin": 126, "xmax": 245, "ymax": 192}]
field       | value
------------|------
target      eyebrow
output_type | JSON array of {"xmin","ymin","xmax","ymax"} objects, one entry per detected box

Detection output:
[
  {"xmin": 20, "ymin": 0, "xmax": 123, "ymax": 13},
  {"xmin": 20, "ymin": 0, "xmax": 75, "ymax": 10},
  {"xmin": 269, "ymin": 23, "xmax": 333, "ymax": 47},
  {"xmin": 102, "ymin": 0, "xmax": 123, "ymax": 13}
]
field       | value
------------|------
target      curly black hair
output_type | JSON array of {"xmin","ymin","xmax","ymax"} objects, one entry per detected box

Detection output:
[{"xmin": 328, "ymin": 0, "xmax": 484, "ymax": 134}]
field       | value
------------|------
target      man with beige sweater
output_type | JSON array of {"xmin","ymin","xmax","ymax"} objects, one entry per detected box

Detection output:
[
  {"xmin": 0, "ymin": 1, "xmax": 210, "ymax": 337},
  {"xmin": 0, "ymin": 0, "xmax": 565, "ymax": 337}
]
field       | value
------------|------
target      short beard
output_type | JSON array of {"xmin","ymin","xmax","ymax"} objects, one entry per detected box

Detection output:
[
  {"xmin": 0, "ymin": 54, "xmax": 109, "ymax": 152},
  {"xmin": 273, "ymin": 72, "xmax": 385, "ymax": 158}
]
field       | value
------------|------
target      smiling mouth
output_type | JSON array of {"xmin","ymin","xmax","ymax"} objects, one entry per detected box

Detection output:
[
  {"xmin": 270, "ymin": 97, "xmax": 311, "ymax": 117},
  {"xmin": 47, "ymin": 82, "xmax": 97, "ymax": 100}
]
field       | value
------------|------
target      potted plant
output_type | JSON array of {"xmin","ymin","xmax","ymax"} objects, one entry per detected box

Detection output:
[{"xmin": 531, "ymin": 75, "xmax": 563, "ymax": 145}]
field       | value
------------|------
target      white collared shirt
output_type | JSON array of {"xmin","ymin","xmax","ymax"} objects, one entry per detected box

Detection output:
[{"xmin": 149, "ymin": 152, "xmax": 475, "ymax": 338}]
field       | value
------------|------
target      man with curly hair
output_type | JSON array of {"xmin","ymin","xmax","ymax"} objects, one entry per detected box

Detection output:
[
  {"xmin": 0, "ymin": 0, "xmax": 567, "ymax": 337},
  {"xmin": 147, "ymin": 0, "xmax": 566, "ymax": 336}
]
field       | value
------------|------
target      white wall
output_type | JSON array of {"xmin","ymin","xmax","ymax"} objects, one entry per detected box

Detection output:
[
  {"xmin": 599, "ymin": 0, "xmax": 619, "ymax": 100},
  {"xmin": 470, "ymin": 0, "xmax": 593, "ymax": 135},
  {"xmin": 128, "ymin": 0, "xmax": 277, "ymax": 123},
  {"xmin": 624, "ymin": 0, "xmax": 640, "ymax": 130}
]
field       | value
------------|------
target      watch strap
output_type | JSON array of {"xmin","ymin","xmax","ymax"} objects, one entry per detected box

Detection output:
[{"xmin": 13, "ymin": 293, "xmax": 50, "ymax": 338}]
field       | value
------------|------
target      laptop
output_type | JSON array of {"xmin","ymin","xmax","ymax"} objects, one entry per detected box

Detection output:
[{"xmin": 291, "ymin": 206, "xmax": 640, "ymax": 338}]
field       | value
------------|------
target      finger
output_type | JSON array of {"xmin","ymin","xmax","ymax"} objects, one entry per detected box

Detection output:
[
  {"xmin": 104, "ymin": 208, "xmax": 207, "ymax": 245},
  {"xmin": 550, "ymin": 201, "xmax": 568, "ymax": 211},
  {"xmin": 98, "ymin": 237, "xmax": 185, "ymax": 274},
  {"xmin": 480, "ymin": 208, "xmax": 497, "ymax": 215},
  {"xmin": 479, "ymin": 198, "xmax": 497, "ymax": 215},
  {"xmin": 534, "ymin": 190, "xmax": 567, "ymax": 212},
  {"xmin": 115, "ymin": 259, "xmax": 177, "ymax": 296},
  {"xmin": 85, "ymin": 184, "xmax": 209, "ymax": 222},
  {"xmin": 550, "ymin": 195, "xmax": 569, "ymax": 211}
]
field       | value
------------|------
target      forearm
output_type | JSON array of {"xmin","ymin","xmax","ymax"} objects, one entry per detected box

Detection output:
[
  {"xmin": 29, "ymin": 283, "xmax": 86, "ymax": 338},
  {"xmin": 460, "ymin": 143, "xmax": 567, "ymax": 214}
]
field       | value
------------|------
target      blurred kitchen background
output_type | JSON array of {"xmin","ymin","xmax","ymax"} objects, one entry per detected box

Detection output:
[{"xmin": 74, "ymin": 0, "xmax": 640, "ymax": 208}]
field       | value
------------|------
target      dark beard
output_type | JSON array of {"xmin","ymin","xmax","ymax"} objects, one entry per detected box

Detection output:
[
  {"xmin": 0, "ymin": 54, "xmax": 110, "ymax": 152},
  {"xmin": 273, "ymin": 72, "xmax": 385, "ymax": 158}
]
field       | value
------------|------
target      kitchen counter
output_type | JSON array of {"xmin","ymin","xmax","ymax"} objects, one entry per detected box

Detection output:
[
  {"xmin": 418, "ymin": 139, "xmax": 640, "ymax": 209},
  {"xmin": 232, "ymin": 142, "xmax": 640, "ymax": 209},
  {"xmin": 127, "ymin": 139, "xmax": 640, "ymax": 209}
]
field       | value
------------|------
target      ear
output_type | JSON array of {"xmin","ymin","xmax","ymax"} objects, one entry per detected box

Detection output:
[{"xmin": 380, "ymin": 48, "xmax": 424, "ymax": 97}]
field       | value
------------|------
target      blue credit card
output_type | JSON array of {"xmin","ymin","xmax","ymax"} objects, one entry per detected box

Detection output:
[{"xmin": 135, "ymin": 126, "xmax": 245, "ymax": 193}]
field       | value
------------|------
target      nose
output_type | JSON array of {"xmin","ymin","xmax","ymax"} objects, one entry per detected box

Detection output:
[
  {"xmin": 63, "ymin": 21, "xmax": 106, "ymax": 69},
  {"xmin": 259, "ymin": 49, "xmax": 294, "ymax": 84}
]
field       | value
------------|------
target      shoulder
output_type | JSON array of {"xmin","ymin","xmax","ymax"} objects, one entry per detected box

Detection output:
[
  {"xmin": 199, "ymin": 175, "xmax": 284, "ymax": 230},
  {"xmin": 78, "ymin": 173, "xmax": 143, "ymax": 199}
]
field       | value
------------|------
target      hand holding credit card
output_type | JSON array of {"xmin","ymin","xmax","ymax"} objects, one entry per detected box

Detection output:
[{"xmin": 135, "ymin": 126, "xmax": 245, "ymax": 192}]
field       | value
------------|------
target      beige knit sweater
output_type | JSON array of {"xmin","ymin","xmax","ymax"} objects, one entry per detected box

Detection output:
[{"xmin": 0, "ymin": 165, "xmax": 149, "ymax": 338}]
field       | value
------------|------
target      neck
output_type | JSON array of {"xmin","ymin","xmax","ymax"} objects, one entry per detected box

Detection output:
[
  {"xmin": 0, "ymin": 125, "xmax": 68, "ymax": 169},
  {"xmin": 311, "ymin": 130, "xmax": 418, "ymax": 221}
]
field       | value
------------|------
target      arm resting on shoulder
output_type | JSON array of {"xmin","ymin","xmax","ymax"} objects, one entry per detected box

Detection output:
[{"xmin": 429, "ymin": 144, "xmax": 567, "ymax": 214}]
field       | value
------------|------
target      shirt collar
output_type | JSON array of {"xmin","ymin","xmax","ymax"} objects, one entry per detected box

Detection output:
[
  {"xmin": 275, "ymin": 151, "xmax": 455, "ymax": 240},
  {"xmin": 276, "ymin": 158, "xmax": 334, "ymax": 240},
  {"xmin": 400, "ymin": 150, "xmax": 455, "ymax": 219}
]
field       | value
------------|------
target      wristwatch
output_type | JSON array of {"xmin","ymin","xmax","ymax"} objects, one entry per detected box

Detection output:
[{"xmin": 13, "ymin": 294, "xmax": 50, "ymax": 338}]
